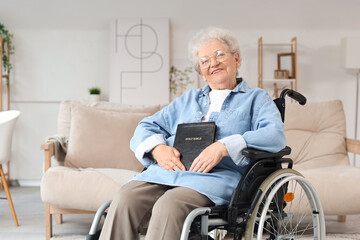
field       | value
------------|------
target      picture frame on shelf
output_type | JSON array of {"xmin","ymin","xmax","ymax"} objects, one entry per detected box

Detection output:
[{"xmin": 277, "ymin": 52, "xmax": 295, "ymax": 78}]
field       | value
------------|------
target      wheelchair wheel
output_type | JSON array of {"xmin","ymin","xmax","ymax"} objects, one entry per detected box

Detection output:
[{"xmin": 244, "ymin": 169, "xmax": 325, "ymax": 240}]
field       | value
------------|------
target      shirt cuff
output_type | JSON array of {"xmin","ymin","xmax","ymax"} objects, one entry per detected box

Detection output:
[
  {"xmin": 135, "ymin": 134, "xmax": 166, "ymax": 167},
  {"xmin": 218, "ymin": 134, "xmax": 247, "ymax": 165}
]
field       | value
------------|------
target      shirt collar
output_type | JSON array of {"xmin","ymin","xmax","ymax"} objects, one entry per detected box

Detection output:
[{"xmin": 200, "ymin": 77, "xmax": 250, "ymax": 97}]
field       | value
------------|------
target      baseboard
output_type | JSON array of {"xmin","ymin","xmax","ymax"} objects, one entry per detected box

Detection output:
[
  {"xmin": 17, "ymin": 179, "xmax": 41, "ymax": 187},
  {"xmin": 9, "ymin": 179, "xmax": 20, "ymax": 187}
]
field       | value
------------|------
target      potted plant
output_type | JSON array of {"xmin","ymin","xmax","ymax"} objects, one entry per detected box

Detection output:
[
  {"xmin": 88, "ymin": 87, "xmax": 101, "ymax": 102},
  {"xmin": 0, "ymin": 22, "xmax": 15, "ymax": 87},
  {"xmin": 169, "ymin": 65, "xmax": 194, "ymax": 100}
]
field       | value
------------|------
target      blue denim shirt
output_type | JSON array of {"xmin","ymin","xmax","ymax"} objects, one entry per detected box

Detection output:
[{"xmin": 129, "ymin": 78, "xmax": 286, "ymax": 205}]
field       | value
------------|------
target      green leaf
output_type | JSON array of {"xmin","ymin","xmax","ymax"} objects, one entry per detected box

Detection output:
[
  {"xmin": 0, "ymin": 22, "xmax": 14, "ymax": 76},
  {"xmin": 169, "ymin": 65, "xmax": 195, "ymax": 95},
  {"xmin": 89, "ymin": 87, "xmax": 101, "ymax": 94}
]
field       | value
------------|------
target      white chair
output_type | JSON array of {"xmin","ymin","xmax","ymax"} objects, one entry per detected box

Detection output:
[{"xmin": 0, "ymin": 110, "xmax": 20, "ymax": 226}]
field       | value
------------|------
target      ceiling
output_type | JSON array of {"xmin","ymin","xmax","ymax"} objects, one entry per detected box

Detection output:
[{"xmin": 1, "ymin": 0, "xmax": 360, "ymax": 30}]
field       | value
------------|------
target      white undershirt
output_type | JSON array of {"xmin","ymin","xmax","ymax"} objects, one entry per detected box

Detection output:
[{"xmin": 202, "ymin": 89, "xmax": 231, "ymax": 122}]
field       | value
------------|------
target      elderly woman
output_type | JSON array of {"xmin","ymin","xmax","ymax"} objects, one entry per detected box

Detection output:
[{"xmin": 99, "ymin": 28, "xmax": 286, "ymax": 240}]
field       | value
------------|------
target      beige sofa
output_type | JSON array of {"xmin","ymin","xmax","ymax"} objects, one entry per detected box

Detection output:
[
  {"xmin": 40, "ymin": 99, "xmax": 360, "ymax": 239},
  {"xmin": 285, "ymin": 100, "xmax": 360, "ymax": 218},
  {"xmin": 40, "ymin": 101, "xmax": 162, "ymax": 239}
]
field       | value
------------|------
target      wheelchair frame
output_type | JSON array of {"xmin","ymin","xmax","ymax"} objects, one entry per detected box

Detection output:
[
  {"xmin": 180, "ymin": 150, "xmax": 326, "ymax": 240},
  {"xmin": 87, "ymin": 89, "xmax": 326, "ymax": 240},
  {"xmin": 179, "ymin": 90, "xmax": 325, "ymax": 240}
]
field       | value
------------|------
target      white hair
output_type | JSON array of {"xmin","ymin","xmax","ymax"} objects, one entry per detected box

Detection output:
[{"xmin": 188, "ymin": 27, "xmax": 241, "ymax": 72}]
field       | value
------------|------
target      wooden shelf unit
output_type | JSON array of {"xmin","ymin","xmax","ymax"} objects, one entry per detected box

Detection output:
[{"xmin": 258, "ymin": 37, "xmax": 297, "ymax": 98}]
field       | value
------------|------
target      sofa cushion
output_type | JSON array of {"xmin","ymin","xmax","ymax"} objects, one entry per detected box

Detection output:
[
  {"xmin": 299, "ymin": 166, "xmax": 360, "ymax": 215},
  {"xmin": 285, "ymin": 100, "xmax": 349, "ymax": 169},
  {"xmin": 64, "ymin": 104, "xmax": 150, "ymax": 171},
  {"xmin": 57, "ymin": 100, "xmax": 161, "ymax": 137},
  {"xmin": 41, "ymin": 166, "xmax": 139, "ymax": 211}
]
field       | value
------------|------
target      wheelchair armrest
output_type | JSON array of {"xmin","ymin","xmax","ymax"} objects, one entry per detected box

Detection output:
[{"xmin": 241, "ymin": 146, "xmax": 291, "ymax": 160}]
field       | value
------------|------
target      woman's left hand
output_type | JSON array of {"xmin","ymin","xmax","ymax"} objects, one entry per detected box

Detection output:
[{"xmin": 189, "ymin": 142, "xmax": 229, "ymax": 173}]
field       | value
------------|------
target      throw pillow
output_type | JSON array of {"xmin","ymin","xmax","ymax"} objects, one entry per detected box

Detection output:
[
  {"xmin": 65, "ymin": 104, "xmax": 150, "ymax": 172},
  {"xmin": 57, "ymin": 100, "xmax": 161, "ymax": 137}
]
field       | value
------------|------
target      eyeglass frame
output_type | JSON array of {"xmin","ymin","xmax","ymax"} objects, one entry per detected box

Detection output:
[{"xmin": 198, "ymin": 50, "xmax": 230, "ymax": 69}]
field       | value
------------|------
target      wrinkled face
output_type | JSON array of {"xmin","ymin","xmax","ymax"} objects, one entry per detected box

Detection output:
[{"xmin": 198, "ymin": 39, "xmax": 241, "ymax": 90}]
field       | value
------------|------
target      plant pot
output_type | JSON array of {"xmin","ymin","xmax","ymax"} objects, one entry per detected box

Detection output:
[{"xmin": 89, "ymin": 94, "xmax": 100, "ymax": 103}]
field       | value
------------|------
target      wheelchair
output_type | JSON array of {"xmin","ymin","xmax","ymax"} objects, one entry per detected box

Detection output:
[{"xmin": 87, "ymin": 89, "xmax": 326, "ymax": 240}]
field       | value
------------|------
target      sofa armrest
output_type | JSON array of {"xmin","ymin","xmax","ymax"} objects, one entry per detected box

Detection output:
[
  {"xmin": 41, "ymin": 142, "xmax": 55, "ymax": 172},
  {"xmin": 346, "ymin": 138, "xmax": 360, "ymax": 155}
]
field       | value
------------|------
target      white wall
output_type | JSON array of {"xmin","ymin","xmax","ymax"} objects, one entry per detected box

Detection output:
[
  {"xmin": 2, "ymin": 1, "xmax": 360, "ymax": 183},
  {"xmin": 6, "ymin": 29, "xmax": 109, "ymax": 182}
]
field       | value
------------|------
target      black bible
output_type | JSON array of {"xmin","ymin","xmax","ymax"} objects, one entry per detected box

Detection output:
[{"xmin": 173, "ymin": 122, "xmax": 217, "ymax": 170}]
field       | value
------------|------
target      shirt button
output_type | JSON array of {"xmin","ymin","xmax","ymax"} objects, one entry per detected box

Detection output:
[
  {"xmin": 204, "ymin": 102, "xmax": 207, "ymax": 106},
  {"xmin": 199, "ymin": 111, "xmax": 202, "ymax": 115}
]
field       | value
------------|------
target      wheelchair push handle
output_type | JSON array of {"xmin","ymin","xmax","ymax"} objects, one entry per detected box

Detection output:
[{"xmin": 280, "ymin": 89, "xmax": 307, "ymax": 105}]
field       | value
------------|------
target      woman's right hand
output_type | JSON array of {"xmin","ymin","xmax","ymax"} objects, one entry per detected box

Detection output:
[{"xmin": 150, "ymin": 144, "xmax": 185, "ymax": 171}]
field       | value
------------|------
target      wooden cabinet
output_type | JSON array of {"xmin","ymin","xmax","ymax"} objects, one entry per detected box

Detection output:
[
  {"xmin": 258, "ymin": 37, "xmax": 297, "ymax": 98},
  {"xmin": 0, "ymin": 38, "xmax": 11, "ymax": 111}
]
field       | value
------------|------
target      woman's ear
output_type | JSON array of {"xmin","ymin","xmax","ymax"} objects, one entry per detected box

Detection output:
[
  {"xmin": 198, "ymin": 69, "xmax": 207, "ymax": 82},
  {"xmin": 235, "ymin": 53, "xmax": 241, "ymax": 68},
  {"xmin": 201, "ymin": 76, "xmax": 207, "ymax": 83},
  {"xmin": 198, "ymin": 71, "xmax": 207, "ymax": 82}
]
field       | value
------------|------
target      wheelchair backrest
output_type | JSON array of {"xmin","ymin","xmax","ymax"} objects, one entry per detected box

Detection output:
[{"xmin": 229, "ymin": 89, "xmax": 306, "ymax": 208}]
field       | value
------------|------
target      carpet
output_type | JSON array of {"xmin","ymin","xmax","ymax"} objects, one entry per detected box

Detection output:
[
  {"xmin": 51, "ymin": 234, "xmax": 146, "ymax": 240},
  {"xmin": 51, "ymin": 233, "xmax": 360, "ymax": 240},
  {"xmin": 312, "ymin": 234, "xmax": 360, "ymax": 239}
]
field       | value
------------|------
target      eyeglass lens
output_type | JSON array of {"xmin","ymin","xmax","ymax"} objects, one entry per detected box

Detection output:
[{"xmin": 200, "ymin": 50, "xmax": 227, "ymax": 69}]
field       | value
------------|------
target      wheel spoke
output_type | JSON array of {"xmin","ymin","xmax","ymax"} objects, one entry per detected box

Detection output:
[
  {"xmin": 290, "ymin": 188, "xmax": 312, "ymax": 236},
  {"xmin": 244, "ymin": 170, "xmax": 325, "ymax": 240},
  {"xmin": 297, "ymin": 221, "xmax": 315, "ymax": 238}
]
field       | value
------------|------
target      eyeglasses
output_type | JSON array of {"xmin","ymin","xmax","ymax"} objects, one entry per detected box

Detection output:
[{"xmin": 199, "ymin": 50, "xmax": 228, "ymax": 69}]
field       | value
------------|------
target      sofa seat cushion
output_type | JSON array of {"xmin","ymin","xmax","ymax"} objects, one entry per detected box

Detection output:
[
  {"xmin": 41, "ymin": 166, "xmax": 139, "ymax": 211},
  {"xmin": 285, "ymin": 100, "xmax": 349, "ymax": 169},
  {"xmin": 297, "ymin": 165, "xmax": 360, "ymax": 215}
]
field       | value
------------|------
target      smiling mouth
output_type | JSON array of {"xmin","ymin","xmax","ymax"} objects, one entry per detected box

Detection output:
[{"xmin": 212, "ymin": 69, "xmax": 222, "ymax": 74}]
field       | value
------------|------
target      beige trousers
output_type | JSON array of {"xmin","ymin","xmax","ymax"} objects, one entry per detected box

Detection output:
[{"xmin": 99, "ymin": 180, "xmax": 214, "ymax": 240}]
